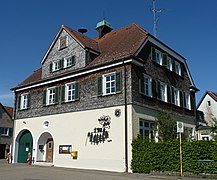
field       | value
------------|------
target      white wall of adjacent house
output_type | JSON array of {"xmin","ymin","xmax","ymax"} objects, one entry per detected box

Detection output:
[
  {"xmin": 12, "ymin": 105, "xmax": 133, "ymax": 172},
  {"xmin": 198, "ymin": 94, "xmax": 217, "ymax": 127}
]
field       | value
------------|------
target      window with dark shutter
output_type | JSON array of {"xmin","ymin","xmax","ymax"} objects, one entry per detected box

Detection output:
[
  {"xmin": 18, "ymin": 95, "xmax": 21, "ymax": 110},
  {"xmin": 59, "ymin": 59, "xmax": 64, "ymax": 70},
  {"xmin": 60, "ymin": 86, "xmax": 65, "ymax": 103},
  {"xmin": 167, "ymin": 85, "xmax": 171, "ymax": 103},
  {"xmin": 97, "ymin": 75, "xmax": 103, "ymax": 96},
  {"xmin": 74, "ymin": 82, "xmax": 79, "ymax": 100},
  {"xmin": 152, "ymin": 79, "xmax": 157, "ymax": 98},
  {"xmin": 139, "ymin": 74, "xmax": 144, "ymax": 94},
  {"xmin": 151, "ymin": 47, "xmax": 156, "ymax": 62},
  {"xmin": 162, "ymin": 53, "xmax": 168, "ymax": 67},
  {"xmin": 171, "ymin": 87, "xmax": 175, "ymax": 104},
  {"xmin": 179, "ymin": 91, "xmax": 183, "ymax": 107},
  {"xmin": 55, "ymin": 87, "xmax": 59, "ymax": 104},
  {"xmin": 43, "ymin": 90, "xmax": 47, "ymax": 106},
  {"xmin": 157, "ymin": 81, "xmax": 161, "ymax": 99},
  {"xmin": 27, "ymin": 94, "xmax": 30, "ymax": 109},
  {"xmin": 116, "ymin": 71, "xmax": 122, "ymax": 93},
  {"xmin": 49, "ymin": 63, "xmax": 53, "ymax": 73}
]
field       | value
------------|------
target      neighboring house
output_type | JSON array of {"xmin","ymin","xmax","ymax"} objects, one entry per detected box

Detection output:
[
  {"xmin": 0, "ymin": 103, "xmax": 13, "ymax": 159},
  {"xmin": 11, "ymin": 19, "xmax": 198, "ymax": 172},
  {"xmin": 197, "ymin": 91, "xmax": 217, "ymax": 140}
]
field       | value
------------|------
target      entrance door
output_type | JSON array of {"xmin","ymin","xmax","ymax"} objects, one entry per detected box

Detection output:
[
  {"xmin": 18, "ymin": 130, "xmax": 33, "ymax": 163},
  {"xmin": 46, "ymin": 138, "xmax": 53, "ymax": 162}
]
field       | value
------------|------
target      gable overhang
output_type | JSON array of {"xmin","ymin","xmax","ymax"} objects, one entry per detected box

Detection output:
[
  {"xmin": 135, "ymin": 35, "xmax": 197, "ymax": 89},
  {"xmin": 197, "ymin": 91, "xmax": 217, "ymax": 109},
  {"xmin": 40, "ymin": 25, "xmax": 87, "ymax": 65}
]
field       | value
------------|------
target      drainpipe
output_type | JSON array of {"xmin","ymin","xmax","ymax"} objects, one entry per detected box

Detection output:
[{"xmin": 123, "ymin": 60, "xmax": 128, "ymax": 172}]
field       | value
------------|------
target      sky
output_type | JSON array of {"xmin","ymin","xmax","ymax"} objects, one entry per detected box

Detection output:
[{"xmin": 0, "ymin": 0, "xmax": 217, "ymax": 107}]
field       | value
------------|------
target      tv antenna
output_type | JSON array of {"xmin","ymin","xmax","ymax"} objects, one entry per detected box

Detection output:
[{"xmin": 151, "ymin": 0, "xmax": 164, "ymax": 37}]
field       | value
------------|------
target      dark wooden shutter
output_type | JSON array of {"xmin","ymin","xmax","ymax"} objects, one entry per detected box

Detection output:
[
  {"xmin": 162, "ymin": 53, "xmax": 168, "ymax": 67},
  {"xmin": 172, "ymin": 60, "xmax": 176, "ymax": 72},
  {"xmin": 18, "ymin": 95, "xmax": 21, "ymax": 110},
  {"xmin": 49, "ymin": 63, "xmax": 53, "ymax": 73},
  {"xmin": 157, "ymin": 81, "xmax": 161, "ymax": 99},
  {"xmin": 151, "ymin": 47, "xmax": 156, "ymax": 62},
  {"xmin": 171, "ymin": 87, "xmax": 175, "ymax": 104},
  {"xmin": 167, "ymin": 85, "xmax": 171, "ymax": 103},
  {"xmin": 75, "ymin": 82, "xmax": 79, "ymax": 100},
  {"xmin": 43, "ymin": 90, "xmax": 47, "ymax": 106},
  {"xmin": 97, "ymin": 75, "xmax": 103, "ymax": 96},
  {"xmin": 9, "ymin": 128, "xmax": 13, "ymax": 137},
  {"xmin": 55, "ymin": 87, "xmax": 59, "ymax": 104},
  {"xmin": 152, "ymin": 79, "xmax": 157, "ymax": 98},
  {"xmin": 27, "ymin": 93, "xmax": 30, "ymax": 109},
  {"xmin": 183, "ymin": 92, "xmax": 187, "ymax": 108},
  {"xmin": 71, "ymin": 56, "xmax": 75, "ymax": 66},
  {"xmin": 60, "ymin": 86, "xmax": 65, "ymax": 103},
  {"xmin": 179, "ymin": 91, "xmax": 183, "ymax": 107},
  {"xmin": 59, "ymin": 59, "xmax": 64, "ymax": 69},
  {"xmin": 116, "ymin": 71, "xmax": 122, "ymax": 93},
  {"xmin": 139, "ymin": 74, "xmax": 144, "ymax": 94}
]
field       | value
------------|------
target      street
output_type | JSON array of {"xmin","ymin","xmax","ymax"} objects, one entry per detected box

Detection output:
[{"xmin": 0, "ymin": 160, "xmax": 214, "ymax": 180}]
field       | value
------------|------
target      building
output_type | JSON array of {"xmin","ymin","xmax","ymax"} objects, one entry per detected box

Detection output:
[
  {"xmin": 197, "ymin": 91, "xmax": 217, "ymax": 140},
  {"xmin": 0, "ymin": 103, "xmax": 13, "ymax": 159},
  {"xmin": 11, "ymin": 19, "xmax": 198, "ymax": 172}
]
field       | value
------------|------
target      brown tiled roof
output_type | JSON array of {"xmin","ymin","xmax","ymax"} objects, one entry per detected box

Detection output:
[
  {"xmin": 4, "ymin": 106, "xmax": 13, "ymax": 118},
  {"xmin": 14, "ymin": 23, "xmax": 149, "ymax": 89},
  {"xmin": 15, "ymin": 68, "xmax": 42, "ymax": 88},
  {"xmin": 63, "ymin": 25, "xmax": 100, "ymax": 53},
  {"xmin": 207, "ymin": 91, "xmax": 217, "ymax": 101}
]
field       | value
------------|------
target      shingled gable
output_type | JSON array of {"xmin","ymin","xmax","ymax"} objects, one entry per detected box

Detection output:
[{"xmin": 41, "ymin": 25, "xmax": 100, "ymax": 65}]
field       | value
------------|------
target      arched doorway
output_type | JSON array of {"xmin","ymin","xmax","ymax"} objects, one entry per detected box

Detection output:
[
  {"xmin": 18, "ymin": 130, "xmax": 33, "ymax": 163},
  {"xmin": 36, "ymin": 132, "xmax": 54, "ymax": 163}
]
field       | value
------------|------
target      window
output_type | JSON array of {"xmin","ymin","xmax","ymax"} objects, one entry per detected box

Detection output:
[
  {"xmin": 53, "ymin": 61, "xmax": 60, "ymax": 71},
  {"xmin": 175, "ymin": 61, "xmax": 181, "ymax": 75},
  {"xmin": 59, "ymin": 36, "xmax": 68, "ymax": 50},
  {"xmin": 155, "ymin": 49, "xmax": 162, "ymax": 64},
  {"xmin": 167, "ymin": 57, "xmax": 172, "ymax": 70},
  {"xmin": 65, "ymin": 83, "xmax": 79, "ymax": 102},
  {"xmin": 174, "ymin": 88, "xmax": 180, "ymax": 106},
  {"xmin": 18, "ymin": 93, "xmax": 30, "ymax": 110},
  {"xmin": 64, "ymin": 56, "xmax": 75, "ymax": 68},
  {"xmin": 139, "ymin": 120, "xmax": 154, "ymax": 139},
  {"xmin": 43, "ymin": 87, "xmax": 58, "ymax": 106},
  {"xmin": 97, "ymin": 71, "xmax": 122, "ymax": 96},
  {"xmin": 159, "ymin": 82, "xmax": 167, "ymax": 102},
  {"xmin": 141, "ymin": 75, "xmax": 152, "ymax": 97},
  {"xmin": 208, "ymin": 101, "xmax": 211, "ymax": 106},
  {"xmin": 183, "ymin": 92, "xmax": 191, "ymax": 110},
  {"xmin": 0, "ymin": 127, "xmax": 10, "ymax": 136}
]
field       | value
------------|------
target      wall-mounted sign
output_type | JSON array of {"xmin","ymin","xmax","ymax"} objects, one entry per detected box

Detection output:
[{"xmin": 59, "ymin": 145, "xmax": 72, "ymax": 154}]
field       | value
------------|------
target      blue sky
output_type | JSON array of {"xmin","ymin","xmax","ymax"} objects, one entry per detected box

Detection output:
[{"xmin": 0, "ymin": 0, "xmax": 217, "ymax": 107}]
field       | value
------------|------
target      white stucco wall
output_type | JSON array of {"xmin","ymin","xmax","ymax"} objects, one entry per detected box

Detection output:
[
  {"xmin": 12, "ymin": 105, "xmax": 133, "ymax": 172},
  {"xmin": 198, "ymin": 94, "xmax": 217, "ymax": 126}
]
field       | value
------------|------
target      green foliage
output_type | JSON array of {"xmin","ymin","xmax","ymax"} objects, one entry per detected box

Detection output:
[
  {"xmin": 131, "ymin": 137, "xmax": 217, "ymax": 174},
  {"xmin": 155, "ymin": 111, "xmax": 177, "ymax": 141}
]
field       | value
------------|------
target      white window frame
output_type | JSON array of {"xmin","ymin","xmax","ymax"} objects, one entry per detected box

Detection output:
[
  {"xmin": 155, "ymin": 49, "xmax": 162, "ymax": 65},
  {"xmin": 174, "ymin": 88, "xmax": 180, "ymax": 106},
  {"xmin": 103, "ymin": 72, "xmax": 116, "ymax": 95},
  {"xmin": 0, "ymin": 127, "xmax": 9, "ymax": 136},
  {"xmin": 159, "ymin": 82, "xmax": 167, "ymax": 102},
  {"xmin": 139, "ymin": 120, "xmax": 154, "ymax": 139},
  {"xmin": 47, "ymin": 87, "xmax": 56, "ymax": 105},
  {"xmin": 65, "ymin": 82, "xmax": 76, "ymax": 102},
  {"xmin": 143, "ymin": 75, "xmax": 152, "ymax": 97},
  {"xmin": 20, "ymin": 93, "xmax": 28, "ymax": 110},
  {"xmin": 175, "ymin": 61, "xmax": 181, "ymax": 75},
  {"xmin": 53, "ymin": 60, "xmax": 60, "ymax": 72},
  {"xmin": 64, "ymin": 56, "xmax": 73, "ymax": 68},
  {"xmin": 184, "ymin": 92, "xmax": 191, "ymax": 110},
  {"xmin": 167, "ymin": 56, "xmax": 172, "ymax": 70}
]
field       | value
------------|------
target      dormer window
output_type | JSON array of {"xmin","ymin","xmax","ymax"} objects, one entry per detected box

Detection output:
[
  {"xmin": 53, "ymin": 61, "xmax": 60, "ymax": 71},
  {"xmin": 59, "ymin": 36, "xmax": 68, "ymax": 50},
  {"xmin": 64, "ymin": 56, "xmax": 75, "ymax": 68}
]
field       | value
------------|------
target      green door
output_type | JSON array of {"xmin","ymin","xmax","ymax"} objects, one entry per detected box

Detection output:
[{"xmin": 18, "ymin": 130, "xmax": 33, "ymax": 163}]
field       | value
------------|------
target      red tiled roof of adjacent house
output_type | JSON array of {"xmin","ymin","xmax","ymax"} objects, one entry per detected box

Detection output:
[
  {"xmin": 4, "ymin": 106, "xmax": 13, "ymax": 118},
  {"xmin": 13, "ymin": 23, "xmax": 149, "ymax": 89}
]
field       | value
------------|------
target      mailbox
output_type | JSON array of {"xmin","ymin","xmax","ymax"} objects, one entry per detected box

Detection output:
[{"xmin": 70, "ymin": 150, "xmax": 78, "ymax": 159}]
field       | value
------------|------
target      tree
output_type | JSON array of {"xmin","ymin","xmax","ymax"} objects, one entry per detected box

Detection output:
[
  {"xmin": 211, "ymin": 117, "xmax": 217, "ymax": 141},
  {"xmin": 155, "ymin": 111, "xmax": 177, "ymax": 141}
]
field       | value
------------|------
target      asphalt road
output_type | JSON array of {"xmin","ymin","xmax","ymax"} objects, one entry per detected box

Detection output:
[{"xmin": 0, "ymin": 160, "xmax": 214, "ymax": 180}]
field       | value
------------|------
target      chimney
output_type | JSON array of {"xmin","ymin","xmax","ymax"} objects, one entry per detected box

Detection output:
[{"xmin": 96, "ymin": 19, "xmax": 112, "ymax": 38}]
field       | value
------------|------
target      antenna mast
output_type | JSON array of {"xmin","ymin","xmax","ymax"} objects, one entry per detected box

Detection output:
[{"xmin": 151, "ymin": 0, "xmax": 163, "ymax": 37}]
